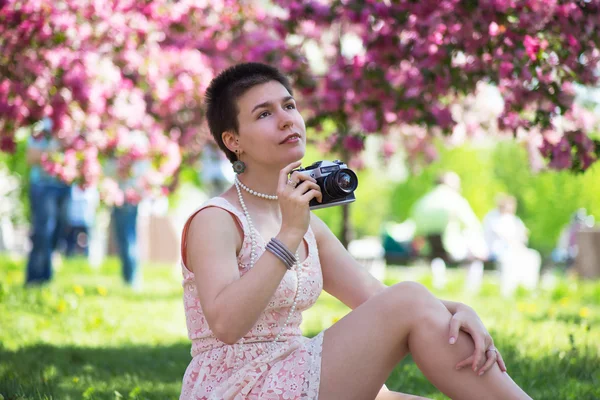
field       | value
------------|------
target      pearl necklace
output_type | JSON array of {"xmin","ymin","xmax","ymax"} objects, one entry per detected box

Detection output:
[
  {"xmin": 234, "ymin": 178, "xmax": 303, "ymax": 349},
  {"xmin": 235, "ymin": 176, "xmax": 278, "ymax": 200}
]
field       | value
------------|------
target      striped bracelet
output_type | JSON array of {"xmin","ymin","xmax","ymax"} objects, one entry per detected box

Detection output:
[{"xmin": 266, "ymin": 238, "xmax": 297, "ymax": 270}]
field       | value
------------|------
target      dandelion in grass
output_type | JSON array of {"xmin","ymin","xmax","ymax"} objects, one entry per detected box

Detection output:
[
  {"xmin": 56, "ymin": 299, "xmax": 67, "ymax": 313},
  {"xmin": 73, "ymin": 285, "xmax": 85, "ymax": 296},
  {"xmin": 579, "ymin": 307, "xmax": 590, "ymax": 319},
  {"xmin": 559, "ymin": 297, "xmax": 570, "ymax": 307},
  {"xmin": 96, "ymin": 286, "xmax": 107, "ymax": 296}
]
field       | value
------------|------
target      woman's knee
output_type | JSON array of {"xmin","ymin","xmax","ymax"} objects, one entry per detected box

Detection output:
[
  {"xmin": 391, "ymin": 281, "xmax": 434, "ymax": 302},
  {"xmin": 387, "ymin": 281, "xmax": 440, "ymax": 321}
]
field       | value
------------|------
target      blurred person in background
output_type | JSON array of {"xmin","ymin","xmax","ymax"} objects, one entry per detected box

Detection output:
[
  {"xmin": 24, "ymin": 118, "xmax": 72, "ymax": 285},
  {"xmin": 105, "ymin": 131, "xmax": 151, "ymax": 290},
  {"xmin": 483, "ymin": 194, "xmax": 541, "ymax": 295},
  {"xmin": 111, "ymin": 188, "xmax": 142, "ymax": 289},
  {"xmin": 411, "ymin": 172, "xmax": 487, "ymax": 262},
  {"xmin": 482, "ymin": 194, "xmax": 528, "ymax": 261},
  {"xmin": 65, "ymin": 184, "xmax": 99, "ymax": 259},
  {"xmin": 552, "ymin": 208, "xmax": 595, "ymax": 268},
  {"xmin": 410, "ymin": 172, "xmax": 488, "ymax": 291}
]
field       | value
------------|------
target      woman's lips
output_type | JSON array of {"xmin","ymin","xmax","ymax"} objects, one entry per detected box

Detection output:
[
  {"xmin": 280, "ymin": 133, "xmax": 301, "ymax": 144},
  {"xmin": 282, "ymin": 136, "xmax": 300, "ymax": 144}
]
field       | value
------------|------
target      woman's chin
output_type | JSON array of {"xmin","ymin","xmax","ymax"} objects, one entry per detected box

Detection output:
[{"xmin": 285, "ymin": 149, "xmax": 306, "ymax": 164}]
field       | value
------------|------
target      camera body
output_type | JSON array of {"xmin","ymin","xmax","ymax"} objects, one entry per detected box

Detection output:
[{"xmin": 294, "ymin": 160, "xmax": 358, "ymax": 210}]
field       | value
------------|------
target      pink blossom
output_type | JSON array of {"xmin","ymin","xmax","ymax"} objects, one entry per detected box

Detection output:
[
  {"xmin": 0, "ymin": 137, "xmax": 16, "ymax": 153},
  {"xmin": 430, "ymin": 105, "xmax": 454, "ymax": 129},
  {"xmin": 348, "ymin": 156, "xmax": 365, "ymax": 170},
  {"xmin": 100, "ymin": 178, "xmax": 125, "ymax": 207},
  {"xmin": 360, "ymin": 110, "xmax": 379, "ymax": 133},
  {"xmin": 2, "ymin": 0, "xmax": 600, "ymax": 179},
  {"xmin": 499, "ymin": 61, "xmax": 513, "ymax": 78},
  {"xmin": 489, "ymin": 22, "xmax": 500, "ymax": 36},
  {"xmin": 523, "ymin": 35, "xmax": 541, "ymax": 61},
  {"xmin": 124, "ymin": 188, "xmax": 142, "ymax": 205},
  {"xmin": 342, "ymin": 136, "xmax": 365, "ymax": 153},
  {"xmin": 499, "ymin": 111, "xmax": 523, "ymax": 131},
  {"xmin": 382, "ymin": 141, "xmax": 396, "ymax": 158},
  {"xmin": 548, "ymin": 137, "xmax": 573, "ymax": 170}
]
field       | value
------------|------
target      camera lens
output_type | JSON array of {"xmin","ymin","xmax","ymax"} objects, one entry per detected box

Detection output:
[
  {"xmin": 337, "ymin": 172, "xmax": 353, "ymax": 190},
  {"xmin": 324, "ymin": 169, "xmax": 358, "ymax": 198}
]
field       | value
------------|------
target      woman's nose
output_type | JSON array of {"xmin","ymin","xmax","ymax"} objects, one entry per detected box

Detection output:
[{"xmin": 277, "ymin": 109, "xmax": 294, "ymax": 130}]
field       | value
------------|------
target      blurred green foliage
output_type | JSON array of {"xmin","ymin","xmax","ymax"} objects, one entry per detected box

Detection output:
[{"xmin": 0, "ymin": 135, "xmax": 31, "ymax": 224}]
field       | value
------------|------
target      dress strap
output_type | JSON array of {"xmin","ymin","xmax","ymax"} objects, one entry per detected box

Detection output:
[{"xmin": 180, "ymin": 197, "xmax": 249, "ymax": 271}]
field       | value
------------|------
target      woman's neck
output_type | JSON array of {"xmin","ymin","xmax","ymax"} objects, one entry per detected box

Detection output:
[
  {"xmin": 237, "ymin": 168, "xmax": 279, "ymax": 196},
  {"xmin": 234, "ymin": 166, "xmax": 282, "ymax": 215}
]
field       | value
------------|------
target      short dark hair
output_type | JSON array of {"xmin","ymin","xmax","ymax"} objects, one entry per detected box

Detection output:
[{"xmin": 205, "ymin": 62, "xmax": 294, "ymax": 163}]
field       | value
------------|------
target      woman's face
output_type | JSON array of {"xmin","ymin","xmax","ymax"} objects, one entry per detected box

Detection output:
[{"xmin": 234, "ymin": 80, "xmax": 306, "ymax": 168}]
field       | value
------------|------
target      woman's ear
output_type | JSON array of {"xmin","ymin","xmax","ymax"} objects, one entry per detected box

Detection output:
[{"xmin": 222, "ymin": 131, "xmax": 241, "ymax": 155}]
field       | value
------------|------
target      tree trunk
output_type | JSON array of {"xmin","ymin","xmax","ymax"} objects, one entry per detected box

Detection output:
[
  {"xmin": 338, "ymin": 147, "xmax": 353, "ymax": 249},
  {"xmin": 574, "ymin": 228, "xmax": 600, "ymax": 279}
]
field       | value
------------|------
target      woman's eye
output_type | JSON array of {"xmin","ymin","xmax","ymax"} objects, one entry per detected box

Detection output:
[
  {"xmin": 285, "ymin": 103, "xmax": 296, "ymax": 110},
  {"xmin": 258, "ymin": 111, "xmax": 270, "ymax": 119}
]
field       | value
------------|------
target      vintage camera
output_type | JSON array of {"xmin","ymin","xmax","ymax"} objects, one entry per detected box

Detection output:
[{"xmin": 294, "ymin": 160, "xmax": 358, "ymax": 210}]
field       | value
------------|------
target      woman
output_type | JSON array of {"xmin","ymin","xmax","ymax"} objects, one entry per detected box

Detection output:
[{"xmin": 179, "ymin": 62, "xmax": 532, "ymax": 399}]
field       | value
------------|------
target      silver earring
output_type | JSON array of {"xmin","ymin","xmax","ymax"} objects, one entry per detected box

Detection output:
[{"xmin": 232, "ymin": 151, "xmax": 246, "ymax": 174}]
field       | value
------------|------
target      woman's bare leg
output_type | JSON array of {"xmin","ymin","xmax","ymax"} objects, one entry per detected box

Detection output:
[
  {"xmin": 318, "ymin": 282, "xmax": 531, "ymax": 400},
  {"xmin": 375, "ymin": 386, "xmax": 430, "ymax": 399}
]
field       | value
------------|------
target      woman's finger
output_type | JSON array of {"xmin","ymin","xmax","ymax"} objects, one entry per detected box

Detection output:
[
  {"xmin": 448, "ymin": 315, "xmax": 461, "ymax": 345},
  {"xmin": 455, "ymin": 355, "xmax": 473, "ymax": 370},
  {"xmin": 478, "ymin": 350, "xmax": 497, "ymax": 376},
  {"xmin": 496, "ymin": 350, "xmax": 507, "ymax": 372},
  {"xmin": 471, "ymin": 334, "xmax": 487, "ymax": 372},
  {"xmin": 278, "ymin": 161, "xmax": 303, "ymax": 190},
  {"xmin": 293, "ymin": 181, "xmax": 320, "ymax": 196},
  {"xmin": 283, "ymin": 169, "xmax": 316, "ymax": 194},
  {"xmin": 299, "ymin": 189, "xmax": 323, "ymax": 204},
  {"xmin": 289, "ymin": 170, "xmax": 316, "ymax": 184}
]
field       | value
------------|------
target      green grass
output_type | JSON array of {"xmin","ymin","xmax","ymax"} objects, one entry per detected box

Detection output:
[{"xmin": 1, "ymin": 255, "xmax": 599, "ymax": 399}]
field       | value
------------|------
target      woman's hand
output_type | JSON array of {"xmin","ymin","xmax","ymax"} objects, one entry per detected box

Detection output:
[
  {"xmin": 277, "ymin": 161, "xmax": 322, "ymax": 240},
  {"xmin": 448, "ymin": 305, "xmax": 507, "ymax": 376}
]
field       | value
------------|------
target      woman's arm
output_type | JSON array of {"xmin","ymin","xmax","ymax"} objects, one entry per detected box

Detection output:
[
  {"xmin": 311, "ymin": 214, "xmax": 386, "ymax": 309},
  {"xmin": 186, "ymin": 161, "xmax": 322, "ymax": 345},
  {"xmin": 186, "ymin": 207, "xmax": 303, "ymax": 344}
]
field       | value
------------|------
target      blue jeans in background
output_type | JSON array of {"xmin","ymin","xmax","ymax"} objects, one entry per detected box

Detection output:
[
  {"xmin": 26, "ymin": 183, "xmax": 72, "ymax": 284},
  {"xmin": 112, "ymin": 204, "xmax": 139, "ymax": 286},
  {"xmin": 65, "ymin": 225, "xmax": 90, "ymax": 257}
]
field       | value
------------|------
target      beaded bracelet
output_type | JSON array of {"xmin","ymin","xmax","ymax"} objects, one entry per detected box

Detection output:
[{"xmin": 266, "ymin": 238, "xmax": 297, "ymax": 270}]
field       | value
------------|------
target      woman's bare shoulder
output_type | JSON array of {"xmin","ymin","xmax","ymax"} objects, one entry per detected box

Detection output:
[
  {"xmin": 185, "ymin": 202, "xmax": 243, "ymax": 269},
  {"xmin": 188, "ymin": 201, "xmax": 239, "ymax": 238}
]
